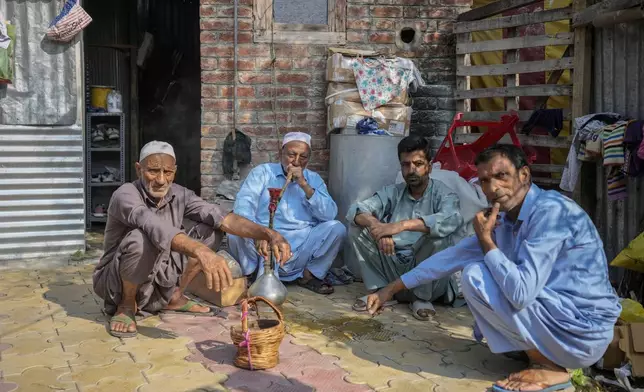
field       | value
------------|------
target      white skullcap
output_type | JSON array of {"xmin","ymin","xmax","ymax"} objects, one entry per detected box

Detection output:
[
  {"xmin": 139, "ymin": 140, "xmax": 176, "ymax": 162},
  {"xmin": 282, "ymin": 132, "xmax": 311, "ymax": 147}
]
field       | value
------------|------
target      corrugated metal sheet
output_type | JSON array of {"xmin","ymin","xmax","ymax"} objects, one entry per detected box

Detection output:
[
  {"xmin": 0, "ymin": 1, "xmax": 78, "ymax": 125},
  {"xmin": 0, "ymin": 2, "xmax": 85, "ymax": 262},
  {"xmin": 592, "ymin": 21, "xmax": 644, "ymax": 265}
]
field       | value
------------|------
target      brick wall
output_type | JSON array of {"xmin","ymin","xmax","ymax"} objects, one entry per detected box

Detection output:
[{"xmin": 199, "ymin": 0, "xmax": 470, "ymax": 200}]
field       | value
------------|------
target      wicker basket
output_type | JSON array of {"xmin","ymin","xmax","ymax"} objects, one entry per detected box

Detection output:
[{"xmin": 230, "ymin": 296, "xmax": 285, "ymax": 370}]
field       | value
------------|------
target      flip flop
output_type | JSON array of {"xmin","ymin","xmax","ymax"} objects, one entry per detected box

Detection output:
[
  {"xmin": 159, "ymin": 299, "xmax": 218, "ymax": 317},
  {"xmin": 352, "ymin": 295, "xmax": 398, "ymax": 312},
  {"xmin": 108, "ymin": 309, "xmax": 137, "ymax": 338},
  {"xmin": 491, "ymin": 381, "xmax": 573, "ymax": 392},
  {"xmin": 409, "ymin": 300, "xmax": 436, "ymax": 321},
  {"xmin": 297, "ymin": 276, "xmax": 334, "ymax": 295}
]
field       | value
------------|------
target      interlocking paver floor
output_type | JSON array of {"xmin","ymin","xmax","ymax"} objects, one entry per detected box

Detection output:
[{"xmin": 0, "ymin": 263, "xmax": 527, "ymax": 391}]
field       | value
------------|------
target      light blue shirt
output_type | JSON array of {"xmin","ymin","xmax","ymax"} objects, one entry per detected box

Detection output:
[
  {"xmin": 233, "ymin": 163, "xmax": 338, "ymax": 252},
  {"xmin": 401, "ymin": 184, "xmax": 621, "ymax": 325}
]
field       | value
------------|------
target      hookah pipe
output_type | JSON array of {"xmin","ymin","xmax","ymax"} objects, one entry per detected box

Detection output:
[{"xmin": 264, "ymin": 172, "xmax": 293, "ymax": 273}]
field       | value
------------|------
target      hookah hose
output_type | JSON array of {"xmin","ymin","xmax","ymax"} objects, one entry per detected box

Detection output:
[{"xmin": 264, "ymin": 173, "xmax": 293, "ymax": 272}]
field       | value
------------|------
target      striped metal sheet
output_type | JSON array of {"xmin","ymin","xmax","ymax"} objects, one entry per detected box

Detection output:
[{"xmin": 0, "ymin": 125, "xmax": 85, "ymax": 261}]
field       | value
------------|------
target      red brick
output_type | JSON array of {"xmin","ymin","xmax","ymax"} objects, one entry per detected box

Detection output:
[
  {"xmin": 200, "ymin": 31, "xmax": 218, "ymax": 43},
  {"xmin": 423, "ymin": 44, "xmax": 455, "ymax": 57},
  {"xmin": 308, "ymin": 46, "xmax": 327, "ymax": 56},
  {"xmin": 219, "ymin": 86, "xmax": 255, "ymax": 97},
  {"xmin": 238, "ymin": 72, "xmax": 272, "ymax": 84},
  {"xmin": 200, "ymin": 18, "xmax": 252, "ymax": 30},
  {"xmin": 201, "ymin": 45, "xmax": 233, "ymax": 57},
  {"xmin": 347, "ymin": 5, "xmax": 369, "ymax": 17},
  {"xmin": 216, "ymin": 6, "xmax": 252, "ymax": 17},
  {"xmin": 218, "ymin": 58, "xmax": 255, "ymax": 70},
  {"xmin": 274, "ymin": 45, "xmax": 309, "ymax": 58},
  {"xmin": 239, "ymin": 126, "xmax": 276, "ymax": 136},
  {"xmin": 238, "ymin": 99, "xmax": 273, "ymax": 110},
  {"xmin": 438, "ymin": 21, "xmax": 454, "ymax": 33},
  {"xmin": 202, "ymin": 174, "xmax": 226, "ymax": 187},
  {"xmin": 276, "ymin": 73, "xmax": 311, "ymax": 84},
  {"xmin": 432, "ymin": 0, "xmax": 471, "ymax": 4},
  {"xmin": 373, "ymin": 19, "xmax": 395, "ymax": 30},
  {"xmin": 201, "ymin": 0, "xmax": 252, "ymax": 5},
  {"xmin": 423, "ymin": 32, "xmax": 444, "ymax": 44},
  {"xmin": 277, "ymin": 99, "xmax": 310, "ymax": 110},
  {"xmin": 202, "ymin": 71, "xmax": 234, "ymax": 83},
  {"xmin": 258, "ymin": 86, "xmax": 291, "ymax": 97},
  {"xmin": 203, "ymin": 99, "xmax": 233, "ymax": 110},
  {"xmin": 255, "ymin": 139, "xmax": 280, "ymax": 151},
  {"xmin": 201, "ymin": 85, "xmax": 219, "ymax": 98},
  {"xmin": 370, "ymin": 6, "xmax": 402, "ymax": 17},
  {"xmin": 218, "ymin": 31, "xmax": 252, "ymax": 43},
  {"xmin": 258, "ymin": 112, "xmax": 288, "ymax": 123},
  {"xmin": 200, "ymin": 5, "xmax": 216, "ymax": 16},
  {"xmin": 424, "ymin": 8, "xmax": 459, "ymax": 18},
  {"xmin": 278, "ymin": 126, "xmax": 309, "ymax": 134},
  {"xmin": 201, "ymin": 57, "xmax": 218, "ymax": 70},
  {"xmin": 309, "ymin": 125, "xmax": 327, "ymax": 136},
  {"xmin": 220, "ymin": 111, "xmax": 256, "ymax": 124},
  {"xmin": 347, "ymin": 31, "xmax": 368, "ymax": 43},
  {"xmin": 310, "ymin": 138, "xmax": 327, "ymax": 150},
  {"xmin": 202, "ymin": 111, "xmax": 218, "ymax": 124},
  {"xmin": 201, "ymin": 138, "xmax": 219, "ymax": 150},
  {"xmin": 250, "ymin": 151, "xmax": 273, "ymax": 165},
  {"xmin": 201, "ymin": 150, "xmax": 224, "ymax": 162},
  {"xmin": 347, "ymin": 19, "xmax": 371, "ymax": 30},
  {"xmin": 292, "ymin": 58, "xmax": 326, "ymax": 69},
  {"xmin": 238, "ymin": 45, "xmax": 272, "ymax": 57},
  {"xmin": 369, "ymin": 32, "xmax": 395, "ymax": 43},
  {"xmin": 201, "ymin": 126, "xmax": 231, "ymax": 137},
  {"xmin": 255, "ymin": 58, "xmax": 291, "ymax": 70},
  {"xmin": 402, "ymin": 0, "xmax": 427, "ymax": 4}
]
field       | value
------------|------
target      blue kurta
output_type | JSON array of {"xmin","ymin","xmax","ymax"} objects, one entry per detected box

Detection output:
[
  {"xmin": 228, "ymin": 163, "xmax": 345, "ymax": 281},
  {"xmin": 401, "ymin": 184, "xmax": 621, "ymax": 368}
]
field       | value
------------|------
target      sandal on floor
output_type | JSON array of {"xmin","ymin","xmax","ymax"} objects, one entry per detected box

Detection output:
[
  {"xmin": 491, "ymin": 381, "xmax": 573, "ymax": 392},
  {"xmin": 297, "ymin": 277, "xmax": 334, "ymax": 295},
  {"xmin": 108, "ymin": 309, "xmax": 137, "ymax": 338},
  {"xmin": 409, "ymin": 300, "xmax": 436, "ymax": 321},
  {"xmin": 159, "ymin": 299, "xmax": 218, "ymax": 317},
  {"xmin": 352, "ymin": 295, "xmax": 398, "ymax": 312}
]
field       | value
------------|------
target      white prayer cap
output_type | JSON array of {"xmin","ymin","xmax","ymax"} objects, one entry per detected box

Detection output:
[
  {"xmin": 139, "ymin": 140, "xmax": 176, "ymax": 162},
  {"xmin": 282, "ymin": 132, "xmax": 311, "ymax": 148}
]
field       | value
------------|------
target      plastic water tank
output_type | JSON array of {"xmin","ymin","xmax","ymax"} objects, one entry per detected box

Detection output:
[{"xmin": 328, "ymin": 134, "xmax": 403, "ymax": 277}]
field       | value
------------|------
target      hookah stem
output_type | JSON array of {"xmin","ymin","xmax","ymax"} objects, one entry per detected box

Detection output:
[{"xmin": 265, "ymin": 173, "xmax": 292, "ymax": 272}]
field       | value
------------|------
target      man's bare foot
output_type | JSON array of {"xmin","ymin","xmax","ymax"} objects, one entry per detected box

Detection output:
[
  {"xmin": 495, "ymin": 365, "xmax": 570, "ymax": 391},
  {"xmin": 164, "ymin": 292, "xmax": 211, "ymax": 313},
  {"xmin": 109, "ymin": 306, "xmax": 137, "ymax": 337}
]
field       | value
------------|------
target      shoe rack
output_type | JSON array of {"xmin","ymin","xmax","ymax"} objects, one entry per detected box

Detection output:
[{"xmin": 85, "ymin": 112, "xmax": 125, "ymax": 227}]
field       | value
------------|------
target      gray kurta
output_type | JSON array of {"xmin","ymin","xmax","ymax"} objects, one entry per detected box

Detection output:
[
  {"xmin": 346, "ymin": 178, "xmax": 466, "ymax": 303},
  {"xmin": 92, "ymin": 179, "xmax": 229, "ymax": 315}
]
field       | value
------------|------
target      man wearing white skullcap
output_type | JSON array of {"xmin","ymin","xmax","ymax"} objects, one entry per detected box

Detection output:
[
  {"xmin": 228, "ymin": 132, "xmax": 345, "ymax": 295},
  {"xmin": 93, "ymin": 140, "xmax": 291, "ymax": 338}
]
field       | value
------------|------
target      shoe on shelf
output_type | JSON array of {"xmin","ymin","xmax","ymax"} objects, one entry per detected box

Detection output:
[
  {"xmin": 105, "ymin": 128, "xmax": 119, "ymax": 141},
  {"xmin": 102, "ymin": 171, "xmax": 116, "ymax": 183},
  {"xmin": 91, "ymin": 128, "xmax": 105, "ymax": 142},
  {"xmin": 91, "ymin": 173, "xmax": 102, "ymax": 183},
  {"xmin": 92, "ymin": 204, "xmax": 107, "ymax": 217}
]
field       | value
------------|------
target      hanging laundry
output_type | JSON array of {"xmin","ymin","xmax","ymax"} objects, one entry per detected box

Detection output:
[
  {"xmin": 46, "ymin": 0, "xmax": 92, "ymax": 43},
  {"xmin": 624, "ymin": 121, "xmax": 644, "ymax": 177},
  {"xmin": 352, "ymin": 57, "xmax": 414, "ymax": 111},
  {"xmin": 0, "ymin": 19, "xmax": 11, "ymax": 50},
  {"xmin": 607, "ymin": 167, "xmax": 628, "ymax": 201},
  {"xmin": 602, "ymin": 121, "xmax": 629, "ymax": 166},
  {"xmin": 0, "ymin": 20, "xmax": 15, "ymax": 84},
  {"xmin": 521, "ymin": 109, "xmax": 564, "ymax": 137}
]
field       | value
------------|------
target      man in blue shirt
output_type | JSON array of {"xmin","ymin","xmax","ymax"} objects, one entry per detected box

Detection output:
[
  {"xmin": 228, "ymin": 132, "xmax": 345, "ymax": 295},
  {"xmin": 365, "ymin": 144, "xmax": 621, "ymax": 392}
]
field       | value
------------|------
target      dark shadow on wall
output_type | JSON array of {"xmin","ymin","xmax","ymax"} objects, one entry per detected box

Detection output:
[{"xmin": 139, "ymin": 0, "xmax": 201, "ymax": 194}]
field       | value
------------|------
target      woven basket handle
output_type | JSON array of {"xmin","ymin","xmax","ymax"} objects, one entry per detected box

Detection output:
[{"xmin": 248, "ymin": 296, "xmax": 284, "ymax": 323}]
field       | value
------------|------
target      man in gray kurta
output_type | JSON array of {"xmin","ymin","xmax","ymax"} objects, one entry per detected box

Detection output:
[
  {"xmin": 347, "ymin": 135, "xmax": 466, "ymax": 320},
  {"xmin": 93, "ymin": 141, "xmax": 291, "ymax": 338}
]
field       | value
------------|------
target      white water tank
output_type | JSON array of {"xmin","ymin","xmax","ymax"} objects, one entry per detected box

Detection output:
[{"xmin": 328, "ymin": 134, "xmax": 403, "ymax": 277}]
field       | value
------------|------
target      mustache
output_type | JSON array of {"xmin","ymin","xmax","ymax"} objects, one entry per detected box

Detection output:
[{"xmin": 405, "ymin": 174, "xmax": 422, "ymax": 181}]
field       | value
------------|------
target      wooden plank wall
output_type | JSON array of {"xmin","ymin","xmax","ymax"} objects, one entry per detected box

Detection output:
[{"xmin": 454, "ymin": 3, "xmax": 575, "ymax": 186}]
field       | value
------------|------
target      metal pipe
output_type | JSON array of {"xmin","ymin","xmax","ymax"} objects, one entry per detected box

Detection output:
[{"xmin": 232, "ymin": 0, "xmax": 239, "ymax": 179}]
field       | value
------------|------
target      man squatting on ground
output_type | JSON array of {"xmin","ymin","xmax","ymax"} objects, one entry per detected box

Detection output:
[
  {"xmin": 366, "ymin": 144, "xmax": 621, "ymax": 392},
  {"xmin": 93, "ymin": 141, "xmax": 292, "ymax": 338}
]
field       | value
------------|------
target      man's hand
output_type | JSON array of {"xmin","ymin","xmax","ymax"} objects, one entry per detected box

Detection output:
[
  {"xmin": 287, "ymin": 165, "xmax": 306, "ymax": 186},
  {"xmin": 194, "ymin": 248, "xmax": 233, "ymax": 292},
  {"xmin": 473, "ymin": 202, "xmax": 500, "ymax": 252},
  {"xmin": 369, "ymin": 221, "xmax": 403, "ymax": 242},
  {"xmin": 378, "ymin": 237, "xmax": 395, "ymax": 256},
  {"xmin": 255, "ymin": 231, "xmax": 292, "ymax": 266},
  {"xmin": 366, "ymin": 286, "xmax": 395, "ymax": 316}
]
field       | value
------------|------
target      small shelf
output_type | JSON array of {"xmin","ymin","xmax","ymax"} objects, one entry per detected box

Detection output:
[
  {"xmin": 90, "ymin": 182, "xmax": 122, "ymax": 187},
  {"xmin": 91, "ymin": 148, "xmax": 120, "ymax": 152},
  {"xmin": 89, "ymin": 216, "xmax": 107, "ymax": 222},
  {"xmin": 88, "ymin": 112, "xmax": 124, "ymax": 117}
]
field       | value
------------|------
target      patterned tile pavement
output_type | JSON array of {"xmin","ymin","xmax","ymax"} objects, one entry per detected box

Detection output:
[{"xmin": 0, "ymin": 264, "xmax": 528, "ymax": 391}]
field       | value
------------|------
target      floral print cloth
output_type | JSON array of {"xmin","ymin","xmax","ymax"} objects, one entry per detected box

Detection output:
[{"xmin": 352, "ymin": 57, "xmax": 414, "ymax": 111}]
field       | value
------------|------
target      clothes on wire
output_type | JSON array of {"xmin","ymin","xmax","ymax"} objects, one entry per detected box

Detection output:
[{"xmin": 625, "ymin": 120, "xmax": 644, "ymax": 177}]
